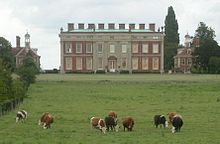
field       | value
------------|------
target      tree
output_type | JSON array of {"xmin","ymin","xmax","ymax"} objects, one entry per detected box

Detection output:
[
  {"xmin": 208, "ymin": 56, "xmax": 220, "ymax": 74},
  {"xmin": 0, "ymin": 37, "xmax": 15, "ymax": 72},
  {"xmin": 0, "ymin": 59, "xmax": 13, "ymax": 102},
  {"xmin": 164, "ymin": 6, "xmax": 180, "ymax": 71},
  {"xmin": 16, "ymin": 52, "xmax": 39, "ymax": 88},
  {"xmin": 193, "ymin": 22, "xmax": 219, "ymax": 72}
]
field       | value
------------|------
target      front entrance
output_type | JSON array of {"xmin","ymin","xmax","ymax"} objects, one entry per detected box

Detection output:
[
  {"xmin": 108, "ymin": 56, "xmax": 117, "ymax": 72},
  {"xmin": 108, "ymin": 60, "xmax": 117, "ymax": 72}
]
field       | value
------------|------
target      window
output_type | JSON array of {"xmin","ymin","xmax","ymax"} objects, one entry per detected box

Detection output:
[
  {"xmin": 153, "ymin": 43, "xmax": 159, "ymax": 53},
  {"xmin": 110, "ymin": 45, "xmax": 115, "ymax": 53},
  {"xmin": 132, "ymin": 44, "xmax": 138, "ymax": 53},
  {"xmin": 65, "ymin": 57, "xmax": 72, "ymax": 70},
  {"xmin": 122, "ymin": 45, "xmax": 127, "ymax": 53},
  {"xmin": 142, "ymin": 44, "xmax": 149, "ymax": 53},
  {"xmin": 98, "ymin": 57, "xmax": 103, "ymax": 69},
  {"xmin": 132, "ymin": 57, "xmax": 138, "ymax": 70},
  {"xmin": 152, "ymin": 57, "xmax": 159, "ymax": 70},
  {"xmin": 76, "ymin": 57, "xmax": 82, "ymax": 70},
  {"xmin": 86, "ymin": 43, "xmax": 92, "ymax": 53},
  {"xmin": 181, "ymin": 58, "xmax": 185, "ymax": 65},
  {"xmin": 86, "ymin": 57, "xmax": 93, "ymax": 70},
  {"xmin": 65, "ymin": 43, "xmax": 72, "ymax": 53},
  {"xmin": 188, "ymin": 58, "xmax": 192, "ymax": 65},
  {"xmin": 121, "ymin": 58, "xmax": 127, "ymax": 69},
  {"xmin": 98, "ymin": 44, "xmax": 103, "ymax": 53},
  {"xmin": 142, "ymin": 57, "xmax": 148, "ymax": 70},
  {"xmin": 76, "ymin": 43, "xmax": 82, "ymax": 53}
]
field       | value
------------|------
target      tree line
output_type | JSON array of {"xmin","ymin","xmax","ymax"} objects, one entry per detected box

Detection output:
[
  {"xmin": 164, "ymin": 6, "xmax": 220, "ymax": 73},
  {"xmin": 0, "ymin": 37, "xmax": 39, "ymax": 116}
]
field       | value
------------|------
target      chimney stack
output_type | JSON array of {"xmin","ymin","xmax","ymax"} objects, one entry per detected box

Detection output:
[
  {"xmin": 78, "ymin": 23, "xmax": 84, "ymax": 29},
  {"xmin": 108, "ymin": 23, "xmax": 115, "ymax": 29},
  {"xmin": 68, "ymin": 23, "xmax": 74, "ymax": 31},
  {"xmin": 129, "ymin": 24, "xmax": 135, "ymax": 30},
  {"xmin": 16, "ymin": 36, "xmax": 20, "ymax": 48},
  {"xmin": 149, "ymin": 23, "xmax": 155, "ymax": 32},
  {"xmin": 139, "ymin": 24, "xmax": 145, "ymax": 29}
]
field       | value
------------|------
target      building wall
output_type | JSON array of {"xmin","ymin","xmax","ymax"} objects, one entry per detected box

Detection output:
[{"xmin": 60, "ymin": 31, "xmax": 164, "ymax": 73}]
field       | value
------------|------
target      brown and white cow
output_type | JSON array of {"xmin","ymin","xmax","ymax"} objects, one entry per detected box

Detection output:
[
  {"xmin": 122, "ymin": 116, "xmax": 134, "ymax": 131},
  {"xmin": 16, "ymin": 110, "xmax": 27, "ymax": 123},
  {"xmin": 108, "ymin": 111, "xmax": 117, "ymax": 119},
  {"xmin": 38, "ymin": 112, "xmax": 54, "ymax": 129},
  {"xmin": 90, "ymin": 117, "xmax": 107, "ymax": 134},
  {"xmin": 171, "ymin": 115, "xmax": 183, "ymax": 133},
  {"xmin": 167, "ymin": 112, "xmax": 177, "ymax": 125}
]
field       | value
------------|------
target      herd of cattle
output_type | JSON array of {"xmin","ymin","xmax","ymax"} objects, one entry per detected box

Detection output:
[{"xmin": 16, "ymin": 110, "xmax": 183, "ymax": 133}]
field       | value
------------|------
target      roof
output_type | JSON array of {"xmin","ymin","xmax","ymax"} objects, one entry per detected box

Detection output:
[
  {"xmin": 67, "ymin": 29, "xmax": 154, "ymax": 33},
  {"xmin": 12, "ymin": 47, "xmax": 40, "ymax": 58}
]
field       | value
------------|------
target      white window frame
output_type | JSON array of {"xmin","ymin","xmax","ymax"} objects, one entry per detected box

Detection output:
[
  {"xmin": 142, "ymin": 57, "xmax": 148, "ymax": 70},
  {"xmin": 98, "ymin": 57, "xmax": 103, "ymax": 69},
  {"xmin": 98, "ymin": 43, "xmax": 103, "ymax": 53},
  {"xmin": 122, "ymin": 45, "xmax": 127, "ymax": 53},
  {"xmin": 132, "ymin": 57, "xmax": 138, "ymax": 70},
  {"xmin": 153, "ymin": 43, "xmax": 159, "ymax": 53},
  {"xmin": 132, "ymin": 44, "xmax": 138, "ymax": 53},
  {"xmin": 142, "ymin": 44, "xmax": 149, "ymax": 53},
  {"xmin": 76, "ymin": 43, "xmax": 82, "ymax": 53},
  {"xmin": 152, "ymin": 57, "xmax": 159, "ymax": 70},
  {"xmin": 121, "ymin": 58, "xmax": 127, "ymax": 69},
  {"xmin": 110, "ymin": 44, "xmax": 115, "ymax": 53},
  {"xmin": 86, "ymin": 57, "xmax": 93, "ymax": 70},
  {"xmin": 76, "ymin": 57, "xmax": 82, "ymax": 70},
  {"xmin": 86, "ymin": 43, "xmax": 92, "ymax": 53},
  {"xmin": 65, "ymin": 57, "xmax": 72, "ymax": 70},
  {"xmin": 65, "ymin": 43, "xmax": 72, "ymax": 53}
]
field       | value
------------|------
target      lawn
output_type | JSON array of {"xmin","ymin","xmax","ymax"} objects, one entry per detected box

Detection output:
[{"xmin": 0, "ymin": 74, "xmax": 220, "ymax": 144}]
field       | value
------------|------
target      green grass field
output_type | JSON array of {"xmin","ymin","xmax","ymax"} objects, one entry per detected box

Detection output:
[{"xmin": 0, "ymin": 74, "xmax": 220, "ymax": 144}]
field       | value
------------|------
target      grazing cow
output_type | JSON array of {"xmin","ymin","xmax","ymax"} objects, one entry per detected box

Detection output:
[
  {"xmin": 16, "ymin": 110, "xmax": 27, "ymax": 123},
  {"xmin": 154, "ymin": 115, "xmax": 168, "ymax": 128},
  {"xmin": 122, "ymin": 116, "xmax": 134, "ymax": 131},
  {"xmin": 172, "ymin": 115, "xmax": 183, "ymax": 133},
  {"xmin": 108, "ymin": 111, "xmax": 117, "ymax": 119},
  {"xmin": 38, "ymin": 112, "xmax": 54, "ymax": 129},
  {"xmin": 167, "ymin": 112, "xmax": 177, "ymax": 124},
  {"xmin": 91, "ymin": 117, "xmax": 106, "ymax": 134},
  {"xmin": 105, "ymin": 116, "xmax": 119, "ymax": 132}
]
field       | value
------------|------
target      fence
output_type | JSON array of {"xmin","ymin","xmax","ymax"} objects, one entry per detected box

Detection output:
[{"xmin": 0, "ymin": 98, "xmax": 24, "ymax": 117}]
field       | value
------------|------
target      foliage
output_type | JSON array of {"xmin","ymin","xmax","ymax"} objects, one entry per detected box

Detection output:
[
  {"xmin": 208, "ymin": 56, "xmax": 220, "ymax": 73},
  {"xmin": 16, "ymin": 53, "xmax": 39, "ymax": 88},
  {"xmin": 193, "ymin": 22, "xmax": 219, "ymax": 73},
  {"xmin": 0, "ymin": 37, "xmax": 15, "ymax": 72},
  {"xmin": 0, "ymin": 74, "xmax": 220, "ymax": 144},
  {"xmin": 0, "ymin": 59, "xmax": 13, "ymax": 102},
  {"xmin": 164, "ymin": 6, "xmax": 179, "ymax": 71}
]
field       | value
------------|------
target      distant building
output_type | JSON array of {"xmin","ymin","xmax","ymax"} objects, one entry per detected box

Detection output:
[
  {"xmin": 174, "ymin": 34, "xmax": 194, "ymax": 73},
  {"xmin": 12, "ymin": 33, "xmax": 40, "ymax": 68},
  {"xmin": 59, "ymin": 23, "xmax": 164, "ymax": 73}
]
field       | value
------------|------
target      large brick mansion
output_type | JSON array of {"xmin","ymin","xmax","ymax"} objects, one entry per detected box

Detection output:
[{"xmin": 59, "ymin": 23, "xmax": 164, "ymax": 73}]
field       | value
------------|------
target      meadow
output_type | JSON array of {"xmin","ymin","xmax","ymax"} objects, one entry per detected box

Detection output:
[{"xmin": 0, "ymin": 74, "xmax": 220, "ymax": 144}]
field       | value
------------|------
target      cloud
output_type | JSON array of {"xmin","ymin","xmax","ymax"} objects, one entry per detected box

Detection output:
[{"xmin": 0, "ymin": 0, "xmax": 220, "ymax": 69}]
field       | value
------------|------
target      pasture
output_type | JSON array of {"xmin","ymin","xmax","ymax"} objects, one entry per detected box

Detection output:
[{"xmin": 0, "ymin": 74, "xmax": 220, "ymax": 144}]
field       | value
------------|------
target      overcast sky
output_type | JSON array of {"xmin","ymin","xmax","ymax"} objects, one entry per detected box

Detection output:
[{"xmin": 0, "ymin": 0, "xmax": 219, "ymax": 69}]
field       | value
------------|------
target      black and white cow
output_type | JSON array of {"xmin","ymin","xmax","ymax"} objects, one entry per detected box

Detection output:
[
  {"xmin": 16, "ymin": 110, "xmax": 27, "ymax": 123},
  {"xmin": 171, "ymin": 115, "xmax": 183, "ymax": 133},
  {"xmin": 105, "ymin": 116, "xmax": 119, "ymax": 132},
  {"xmin": 154, "ymin": 115, "xmax": 168, "ymax": 128}
]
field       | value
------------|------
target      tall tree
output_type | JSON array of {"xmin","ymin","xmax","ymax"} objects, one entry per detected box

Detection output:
[
  {"xmin": 164, "ymin": 6, "xmax": 179, "ymax": 71},
  {"xmin": 193, "ymin": 22, "xmax": 219, "ymax": 72},
  {"xmin": 17, "ymin": 52, "xmax": 39, "ymax": 88},
  {"xmin": 0, "ymin": 37, "xmax": 15, "ymax": 72}
]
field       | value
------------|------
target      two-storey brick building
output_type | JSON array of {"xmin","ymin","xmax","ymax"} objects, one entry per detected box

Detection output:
[{"xmin": 59, "ymin": 23, "xmax": 164, "ymax": 73}]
